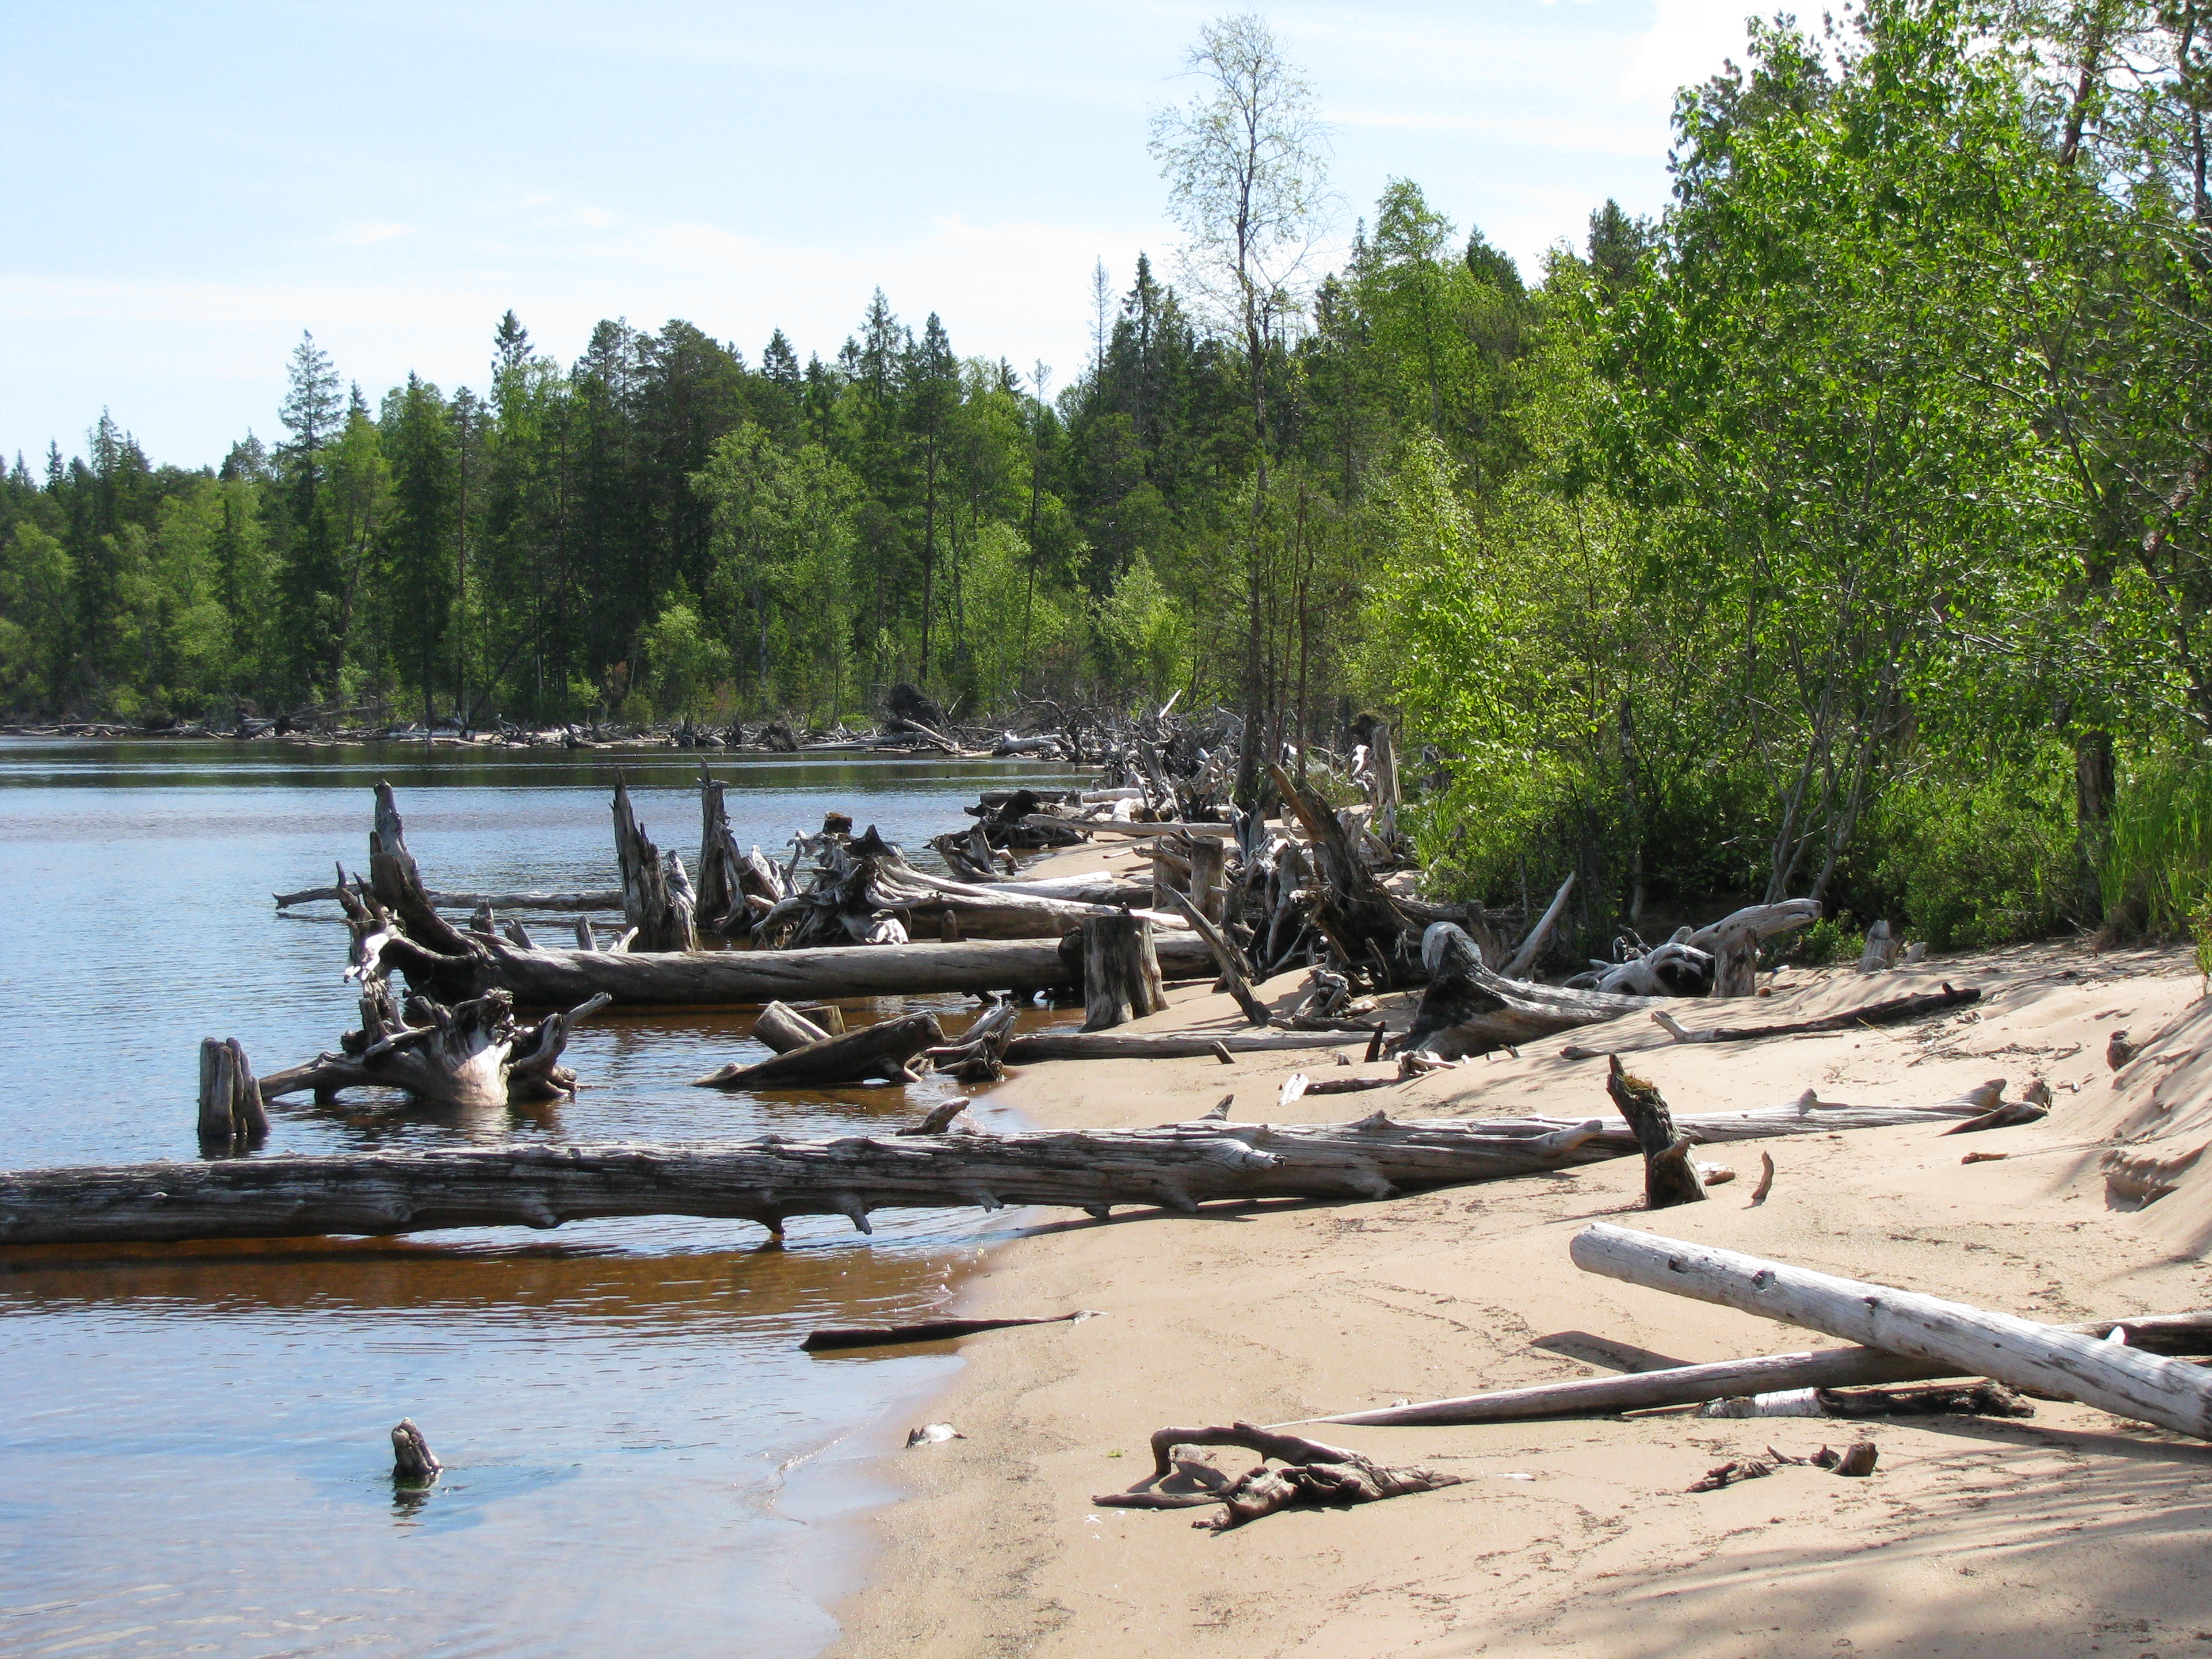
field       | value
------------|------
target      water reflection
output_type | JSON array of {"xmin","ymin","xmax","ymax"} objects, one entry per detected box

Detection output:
[{"xmin": 0, "ymin": 739, "xmax": 1074, "ymax": 1659}]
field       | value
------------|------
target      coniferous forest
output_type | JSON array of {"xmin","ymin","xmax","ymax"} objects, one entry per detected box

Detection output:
[{"xmin": 4, "ymin": 0, "xmax": 2209, "ymax": 951}]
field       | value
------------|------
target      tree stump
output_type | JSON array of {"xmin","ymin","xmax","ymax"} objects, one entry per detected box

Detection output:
[
  {"xmin": 1858, "ymin": 918, "xmax": 1899, "ymax": 972},
  {"xmin": 613, "ymin": 776, "xmax": 698, "ymax": 953},
  {"xmin": 1711, "ymin": 922, "xmax": 1759, "ymax": 998},
  {"xmin": 1605, "ymin": 1054, "xmax": 1706, "ymax": 1209},
  {"xmin": 1188, "ymin": 838, "xmax": 1228, "ymax": 926},
  {"xmin": 1080, "ymin": 914, "xmax": 1167, "ymax": 1032},
  {"xmin": 392, "ymin": 1418, "xmax": 442, "ymax": 1483},
  {"xmin": 197, "ymin": 1037, "xmax": 269, "ymax": 1153}
]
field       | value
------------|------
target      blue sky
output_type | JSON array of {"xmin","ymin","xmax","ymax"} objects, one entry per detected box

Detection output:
[{"xmin": 1, "ymin": 0, "xmax": 1755, "ymax": 469}]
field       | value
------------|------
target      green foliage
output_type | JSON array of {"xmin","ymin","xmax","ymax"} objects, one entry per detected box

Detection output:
[
  {"xmin": 2100, "ymin": 752, "xmax": 2212, "ymax": 940},
  {"xmin": 1864, "ymin": 748, "xmax": 2078, "ymax": 949},
  {"xmin": 640, "ymin": 598, "xmax": 729, "ymax": 721},
  {"xmin": 1788, "ymin": 919, "xmax": 1866, "ymax": 967}
]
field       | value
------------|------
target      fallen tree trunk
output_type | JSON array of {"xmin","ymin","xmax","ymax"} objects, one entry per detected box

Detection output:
[
  {"xmin": 401, "ymin": 932, "xmax": 1220, "ymax": 1007},
  {"xmin": 1651, "ymin": 983, "xmax": 1980, "ymax": 1045},
  {"xmin": 1570, "ymin": 1224, "xmax": 2212, "ymax": 1441},
  {"xmin": 0, "ymin": 1096, "xmax": 2006, "ymax": 1248},
  {"xmin": 1397, "ymin": 968, "xmax": 1658, "ymax": 1059},
  {"xmin": 1162, "ymin": 890, "xmax": 1270, "ymax": 1027},
  {"xmin": 692, "ymin": 1011, "xmax": 945, "ymax": 1089},
  {"xmin": 1305, "ymin": 1311, "xmax": 2212, "ymax": 1427},
  {"xmin": 801, "ymin": 1311, "xmax": 1091, "ymax": 1351},
  {"xmin": 275, "ymin": 884, "xmax": 624, "ymax": 913},
  {"xmin": 1002, "ymin": 1028, "xmax": 1373, "ymax": 1063},
  {"xmin": 1502, "ymin": 874, "xmax": 1574, "ymax": 979}
]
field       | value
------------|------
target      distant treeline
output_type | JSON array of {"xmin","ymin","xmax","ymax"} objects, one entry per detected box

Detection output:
[{"xmin": 3, "ymin": 0, "xmax": 2209, "ymax": 951}]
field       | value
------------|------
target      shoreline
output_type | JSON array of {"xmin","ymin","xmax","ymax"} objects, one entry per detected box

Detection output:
[{"xmin": 827, "ymin": 895, "xmax": 2212, "ymax": 1657}]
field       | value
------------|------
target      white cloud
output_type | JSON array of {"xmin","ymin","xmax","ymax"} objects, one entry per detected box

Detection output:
[{"xmin": 1620, "ymin": 0, "xmax": 1755, "ymax": 104}]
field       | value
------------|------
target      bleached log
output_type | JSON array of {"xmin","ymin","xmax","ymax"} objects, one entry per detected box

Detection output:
[
  {"xmin": 0, "ymin": 1096, "xmax": 2009, "ymax": 1248},
  {"xmin": 1502, "ymin": 874, "xmax": 1574, "ymax": 979},
  {"xmin": 275, "ymin": 884, "xmax": 623, "ymax": 913},
  {"xmin": 1710, "ymin": 922, "xmax": 1759, "ymax": 998},
  {"xmin": 1308, "ymin": 1311, "xmax": 2212, "ymax": 1427},
  {"xmin": 1002, "ymin": 1029, "xmax": 1372, "ymax": 1063},
  {"xmin": 1859, "ymin": 918, "xmax": 1900, "ymax": 972},
  {"xmin": 693, "ymin": 1011, "xmax": 945, "ymax": 1089},
  {"xmin": 1397, "ymin": 968, "xmax": 1657, "ymax": 1059},
  {"xmin": 1163, "ymin": 890, "xmax": 1270, "ymax": 1027},
  {"xmin": 1684, "ymin": 899, "xmax": 1821, "ymax": 954},
  {"xmin": 1569, "ymin": 1225, "xmax": 2212, "ymax": 1441}
]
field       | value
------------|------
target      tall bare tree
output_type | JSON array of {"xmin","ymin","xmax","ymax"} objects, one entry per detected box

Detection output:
[{"xmin": 1151, "ymin": 12, "xmax": 1330, "ymax": 802}]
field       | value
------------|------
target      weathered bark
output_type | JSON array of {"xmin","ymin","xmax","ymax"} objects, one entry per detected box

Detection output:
[
  {"xmin": 1570, "ymin": 1225, "xmax": 2212, "ymax": 1441},
  {"xmin": 1003, "ymin": 1028, "xmax": 1370, "ymax": 1063},
  {"xmin": 1502, "ymin": 874, "xmax": 1574, "ymax": 979},
  {"xmin": 276, "ymin": 883, "xmax": 622, "ymax": 913},
  {"xmin": 1397, "ymin": 968, "xmax": 1657, "ymax": 1059},
  {"xmin": 1080, "ymin": 914, "xmax": 1167, "ymax": 1031},
  {"xmin": 197, "ymin": 1037, "xmax": 269, "ymax": 1152},
  {"xmin": 1605, "ymin": 1056, "xmax": 1706, "ymax": 1209},
  {"xmin": 695, "ymin": 766, "xmax": 746, "ymax": 934},
  {"xmin": 403, "ymin": 933, "xmax": 1216, "ymax": 1008},
  {"xmin": 613, "ymin": 777, "xmax": 697, "ymax": 953},
  {"xmin": 1266, "ymin": 763, "xmax": 1411, "ymax": 975},
  {"xmin": 1710, "ymin": 922, "xmax": 1759, "ymax": 999},
  {"xmin": 258, "ymin": 975, "xmax": 611, "ymax": 1109},
  {"xmin": 1683, "ymin": 899, "xmax": 1822, "ymax": 954},
  {"xmin": 693, "ymin": 1010, "xmax": 945, "ymax": 1089},
  {"xmin": 1188, "ymin": 837, "xmax": 1228, "ymax": 926},
  {"xmin": 1098, "ymin": 1422, "xmax": 1459, "ymax": 1529},
  {"xmin": 1162, "ymin": 890, "xmax": 1270, "ymax": 1027},
  {"xmin": 752, "ymin": 1001, "xmax": 834, "ymax": 1054},
  {"xmin": 1650, "ymin": 983, "xmax": 1980, "ymax": 1045},
  {"xmin": 0, "ymin": 1096, "xmax": 2007, "ymax": 1248}
]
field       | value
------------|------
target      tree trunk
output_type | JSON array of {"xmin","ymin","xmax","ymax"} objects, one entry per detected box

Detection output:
[
  {"xmin": 276, "ymin": 883, "xmax": 623, "ymax": 913},
  {"xmin": 1003, "ymin": 1028, "xmax": 1368, "ymax": 1063},
  {"xmin": 1187, "ymin": 837, "xmax": 1228, "ymax": 926},
  {"xmin": 1502, "ymin": 874, "xmax": 1574, "ymax": 979},
  {"xmin": 1569, "ymin": 1224, "xmax": 2212, "ymax": 1441},
  {"xmin": 0, "ymin": 1097, "xmax": 2019, "ymax": 1249},
  {"xmin": 1650, "ymin": 983, "xmax": 1979, "ymax": 1045},
  {"xmin": 1081, "ymin": 914, "xmax": 1167, "ymax": 1031},
  {"xmin": 1311, "ymin": 1311, "xmax": 2212, "ymax": 1427},
  {"xmin": 1709, "ymin": 923, "xmax": 1759, "ymax": 998},
  {"xmin": 693, "ymin": 1011, "xmax": 945, "ymax": 1089}
]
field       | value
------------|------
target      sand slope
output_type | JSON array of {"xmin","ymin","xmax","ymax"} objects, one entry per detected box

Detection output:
[{"xmin": 834, "ymin": 941, "xmax": 2212, "ymax": 1658}]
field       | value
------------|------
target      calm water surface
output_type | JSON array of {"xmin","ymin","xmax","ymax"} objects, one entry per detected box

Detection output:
[{"xmin": 0, "ymin": 740, "xmax": 1080, "ymax": 1658}]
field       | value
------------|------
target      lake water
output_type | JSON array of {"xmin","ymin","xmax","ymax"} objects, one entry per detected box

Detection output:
[{"xmin": 0, "ymin": 740, "xmax": 1080, "ymax": 1659}]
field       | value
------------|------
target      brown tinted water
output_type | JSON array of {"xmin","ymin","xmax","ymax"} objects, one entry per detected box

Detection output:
[{"xmin": 0, "ymin": 739, "xmax": 1078, "ymax": 1658}]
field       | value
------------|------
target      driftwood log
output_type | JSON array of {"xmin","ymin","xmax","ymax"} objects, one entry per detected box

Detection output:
[
  {"xmin": 1002, "ymin": 1028, "xmax": 1371, "ymax": 1063},
  {"xmin": 692, "ymin": 1011, "xmax": 945, "ymax": 1089},
  {"xmin": 752, "ymin": 1000, "xmax": 834, "ymax": 1053},
  {"xmin": 1397, "ymin": 966, "xmax": 1657, "ymax": 1059},
  {"xmin": 1096, "ymin": 1422, "xmax": 1459, "ymax": 1529},
  {"xmin": 1502, "ymin": 874, "xmax": 1574, "ymax": 979},
  {"xmin": 258, "ymin": 982, "xmax": 611, "ymax": 1109},
  {"xmin": 0, "ymin": 1095, "xmax": 2009, "ymax": 1248},
  {"xmin": 1306, "ymin": 1311, "xmax": 2212, "ymax": 1427},
  {"xmin": 1266, "ymin": 763, "xmax": 1412, "ymax": 977},
  {"xmin": 1163, "ymin": 890, "xmax": 1270, "ymax": 1027},
  {"xmin": 1651, "ymin": 983, "xmax": 1980, "ymax": 1045},
  {"xmin": 801, "ymin": 1311, "xmax": 1092, "ymax": 1352},
  {"xmin": 1570, "ymin": 1225, "xmax": 2212, "ymax": 1441},
  {"xmin": 276, "ymin": 884, "xmax": 623, "ymax": 914}
]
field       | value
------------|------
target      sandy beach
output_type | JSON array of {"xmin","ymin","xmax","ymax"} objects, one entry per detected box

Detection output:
[{"xmin": 832, "ymin": 845, "xmax": 2212, "ymax": 1657}]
